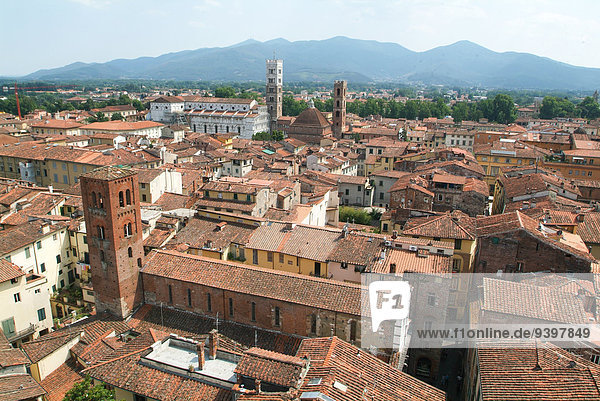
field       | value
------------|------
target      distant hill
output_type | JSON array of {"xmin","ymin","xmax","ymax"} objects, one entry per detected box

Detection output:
[{"xmin": 22, "ymin": 36, "xmax": 600, "ymax": 90}]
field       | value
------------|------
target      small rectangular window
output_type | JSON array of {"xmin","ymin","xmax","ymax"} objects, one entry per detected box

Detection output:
[
  {"xmin": 24, "ymin": 247, "xmax": 31, "ymax": 258},
  {"xmin": 274, "ymin": 307, "xmax": 280, "ymax": 327},
  {"xmin": 251, "ymin": 302, "xmax": 256, "ymax": 321},
  {"xmin": 187, "ymin": 288, "xmax": 192, "ymax": 307},
  {"xmin": 267, "ymin": 252, "xmax": 273, "ymax": 262},
  {"xmin": 168, "ymin": 285, "xmax": 173, "ymax": 304},
  {"xmin": 37, "ymin": 308, "xmax": 46, "ymax": 321},
  {"xmin": 279, "ymin": 254, "xmax": 284, "ymax": 263},
  {"xmin": 36, "ymin": 241, "xmax": 42, "ymax": 249},
  {"xmin": 56, "ymin": 255, "xmax": 61, "ymax": 264},
  {"xmin": 207, "ymin": 293, "xmax": 212, "ymax": 312},
  {"xmin": 229, "ymin": 298, "xmax": 234, "ymax": 316},
  {"xmin": 14, "ymin": 293, "xmax": 21, "ymax": 302},
  {"xmin": 40, "ymin": 263, "xmax": 46, "ymax": 273}
]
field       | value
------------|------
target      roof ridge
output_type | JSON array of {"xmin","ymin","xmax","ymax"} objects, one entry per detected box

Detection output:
[
  {"xmin": 147, "ymin": 250, "xmax": 363, "ymax": 289},
  {"xmin": 322, "ymin": 337, "xmax": 337, "ymax": 365},
  {"xmin": 80, "ymin": 347, "xmax": 150, "ymax": 373}
]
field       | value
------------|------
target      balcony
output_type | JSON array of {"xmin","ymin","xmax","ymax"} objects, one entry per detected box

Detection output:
[{"xmin": 7, "ymin": 323, "xmax": 37, "ymax": 341}]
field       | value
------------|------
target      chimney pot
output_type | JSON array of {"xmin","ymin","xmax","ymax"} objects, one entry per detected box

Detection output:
[
  {"xmin": 197, "ymin": 342, "xmax": 205, "ymax": 370},
  {"xmin": 209, "ymin": 330, "xmax": 217, "ymax": 359},
  {"xmin": 255, "ymin": 379, "xmax": 262, "ymax": 394}
]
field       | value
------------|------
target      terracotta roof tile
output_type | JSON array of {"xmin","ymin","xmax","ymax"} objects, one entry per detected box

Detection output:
[
  {"xmin": 0, "ymin": 259, "xmax": 24, "ymax": 284},
  {"xmin": 167, "ymin": 217, "xmax": 255, "ymax": 251},
  {"xmin": 295, "ymin": 337, "xmax": 445, "ymax": 401},
  {"xmin": 477, "ymin": 344, "xmax": 600, "ymax": 400},
  {"xmin": 0, "ymin": 374, "xmax": 46, "ymax": 401},
  {"xmin": 482, "ymin": 278, "xmax": 589, "ymax": 324},
  {"xmin": 246, "ymin": 223, "xmax": 342, "ymax": 263},
  {"xmin": 235, "ymin": 347, "xmax": 307, "ymax": 388},
  {"xmin": 40, "ymin": 358, "xmax": 82, "ymax": 401},
  {"xmin": 142, "ymin": 250, "xmax": 362, "ymax": 315},
  {"xmin": 403, "ymin": 210, "xmax": 476, "ymax": 240}
]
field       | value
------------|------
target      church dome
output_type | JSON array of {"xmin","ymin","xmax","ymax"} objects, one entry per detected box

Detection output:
[{"xmin": 291, "ymin": 106, "xmax": 331, "ymax": 128}]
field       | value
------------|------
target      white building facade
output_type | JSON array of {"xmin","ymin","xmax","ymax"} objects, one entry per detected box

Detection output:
[{"xmin": 0, "ymin": 260, "xmax": 53, "ymax": 344}]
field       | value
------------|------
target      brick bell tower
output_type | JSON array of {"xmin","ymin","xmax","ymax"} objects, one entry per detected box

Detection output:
[
  {"xmin": 333, "ymin": 80, "xmax": 347, "ymax": 139},
  {"xmin": 80, "ymin": 167, "xmax": 144, "ymax": 318}
]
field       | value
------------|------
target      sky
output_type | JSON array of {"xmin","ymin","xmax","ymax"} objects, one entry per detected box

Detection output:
[{"xmin": 2, "ymin": 0, "xmax": 600, "ymax": 76}]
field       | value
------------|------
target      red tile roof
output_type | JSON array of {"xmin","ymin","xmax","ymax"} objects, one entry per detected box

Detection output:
[
  {"xmin": 294, "ymin": 337, "xmax": 445, "ymax": 401},
  {"xmin": 235, "ymin": 347, "xmax": 307, "ymax": 388},
  {"xmin": 40, "ymin": 358, "xmax": 82, "ymax": 401},
  {"xmin": 476, "ymin": 211, "xmax": 595, "ymax": 262},
  {"xmin": 403, "ymin": 210, "xmax": 476, "ymax": 240},
  {"xmin": 477, "ymin": 344, "xmax": 600, "ymax": 400},
  {"xmin": 0, "ymin": 259, "xmax": 24, "ymax": 284},
  {"xmin": 80, "ymin": 121, "xmax": 163, "ymax": 132},
  {"xmin": 482, "ymin": 278, "xmax": 589, "ymax": 324},
  {"xmin": 246, "ymin": 223, "xmax": 342, "ymax": 263},
  {"xmin": 370, "ymin": 248, "xmax": 452, "ymax": 275},
  {"xmin": 30, "ymin": 119, "xmax": 83, "ymax": 129},
  {"xmin": 142, "ymin": 250, "xmax": 363, "ymax": 315},
  {"xmin": 0, "ymin": 374, "xmax": 46, "ymax": 401}
]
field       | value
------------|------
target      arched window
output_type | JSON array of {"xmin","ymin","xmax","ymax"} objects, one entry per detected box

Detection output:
[
  {"xmin": 336, "ymin": 111, "xmax": 340, "ymax": 117},
  {"xmin": 124, "ymin": 223, "xmax": 132, "ymax": 237},
  {"xmin": 97, "ymin": 226, "xmax": 105, "ymax": 240},
  {"xmin": 337, "ymin": 88, "xmax": 340, "ymax": 96},
  {"xmin": 118, "ymin": 191, "xmax": 124, "ymax": 207},
  {"xmin": 128, "ymin": 222, "xmax": 132, "ymax": 235},
  {"xmin": 350, "ymin": 320, "xmax": 357, "ymax": 342},
  {"xmin": 126, "ymin": 189, "xmax": 131, "ymax": 205},
  {"xmin": 98, "ymin": 193, "xmax": 104, "ymax": 209},
  {"xmin": 336, "ymin": 100, "xmax": 340, "ymax": 107},
  {"xmin": 92, "ymin": 192, "xmax": 97, "ymax": 207},
  {"xmin": 137, "ymin": 258, "xmax": 142, "ymax": 268},
  {"xmin": 128, "ymin": 247, "xmax": 133, "ymax": 258}
]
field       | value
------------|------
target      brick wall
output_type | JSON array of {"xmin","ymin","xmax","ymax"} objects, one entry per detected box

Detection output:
[
  {"xmin": 476, "ymin": 231, "xmax": 592, "ymax": 273},
  {"xmin": 81, "ymin": 171, "xmax": 144, "ymax": 318},
  {"xmin": 141, "ymin": 273, "xmax": 362, "ymax": 346}
]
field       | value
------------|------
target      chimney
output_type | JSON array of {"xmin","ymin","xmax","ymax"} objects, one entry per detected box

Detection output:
[
  {"xmin": 209, "ymin": 330, "xmax": 217, "ymax": 359},
  {"xmin": 197, "ymin": 342, "xmax": 205, "ymax": 370},
  {"xmin": 255, "ymin": 379, "xmax": 262, "ymax": 394}
]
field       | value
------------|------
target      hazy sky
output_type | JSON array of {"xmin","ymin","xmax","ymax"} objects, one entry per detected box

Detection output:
[{"xmin": 2, "ymin": 0, "xmax": 599, "ymax": 76}]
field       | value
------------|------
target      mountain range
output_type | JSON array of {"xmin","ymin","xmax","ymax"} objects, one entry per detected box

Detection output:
[{"xmin": 22, "ymin": 37, "xmax": 600, "ymax": 90}]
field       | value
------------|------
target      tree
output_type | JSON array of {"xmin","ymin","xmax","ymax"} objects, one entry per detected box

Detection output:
[
  {"xmin": 577, "ymin": 97, "xmax": 600, "ymax": 120},
  {"xmin": 339, "ymin": 206, "xmax": 372, "ymax": 225},
  {"xmin": 252, "ymin": 130, "xmax": 284, "ymax": 141},
  {"xmin": 252, "ymin": 131, "xmax": 271, "ymax": 141},
  {"xmin": 539, "ymin": 96, "xmax": 559, "ymax": 119},
  {"xmin": 489, "ymin": 94, "xmax": 516, "ymax": 124},
  {"xmin": 214, "ymin": 86, "xmax": 236, "ymax": 98},
  {"xmin": 282, "ymin": 95, "xmax": 307, "ymax": 116},
  {"xmin": 63, "ymin": 377, "xmax": 115, "ymax": 401},
  {"xmin": 87, "ymin": 112, "xmax": 108, "ymax": 123},
  {"xmin": 451, "ymin": 102, "xmax": 468, "ymax": 123},
  {"xmin": 110, "ymin": 113, "xmax": 124, "ymax": 121},
  {"xmin": 272, "ymin": 130, "xmax": 284, "ymax": 141}
]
